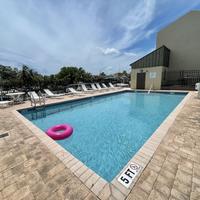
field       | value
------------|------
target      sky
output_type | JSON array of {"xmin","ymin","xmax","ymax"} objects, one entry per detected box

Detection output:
[{"xmin": 0, "ymin": 0, "xmax": 200, "ymax": 75}]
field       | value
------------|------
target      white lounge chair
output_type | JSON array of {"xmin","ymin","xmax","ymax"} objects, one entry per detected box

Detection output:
[
  {"xmin": 108, "ymin": 83, "xmax": 115, "ymax": 88},
  {"xmin": 44, "ymin": 89, "xmax": 65, "ymax": 98},
  {"xmin": 67, "ymin": 88, "xmax": 84, "ymax": 96},
  {"xmin": 28, "ymin": 91, "xmax": 45, "ymax": 106},
  {"xmin": 91, "ymin": 83, "xmax": 98, "ymax": 90},
  {"xmin": 28, "ymin": 91, "xmax": 39, "ymax": 100},
  {"xmin": 96, "ymin": 83, "xmax": 106, "ymax": 90},
  {"xmin": 102, "ymin": 83, "xmax": 108, "ymax": 89},
  {"xmin": 95, "ymin": 83, "xmax": 101, "ymax": 90},
  {"xmin": 81, "ymin": 84, "xmax": 93, "ymax": 93},
  {"xmin": 0, "ymin": 101, "xmax": 12, "ymax": 108}
]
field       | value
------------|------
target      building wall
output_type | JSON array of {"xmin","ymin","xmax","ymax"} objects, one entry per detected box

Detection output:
[
  {"xmin": 156, "ymin": 11, "xmax": 200, "ymax": 71},
  {"xmin": 131, "ymin": 66, "xmax": 166, "ymax": 90}
]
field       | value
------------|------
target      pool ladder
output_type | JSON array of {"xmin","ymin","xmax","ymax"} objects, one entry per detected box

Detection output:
[
  {"xmin": 31, "ymin": 91, "xmax": 46, "ymax": 108},
  {"xmin": 148, "ymin": 84, "xmax": 153, "ymax": 94}
]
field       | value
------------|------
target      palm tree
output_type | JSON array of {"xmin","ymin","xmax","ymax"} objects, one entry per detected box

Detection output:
[{"xmin": 18, "ymin": 65, "xmax": 34, "ymax": 90}]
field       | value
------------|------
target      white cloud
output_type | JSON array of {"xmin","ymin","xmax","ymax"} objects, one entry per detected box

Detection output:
[
  {"xmin": 123, "ymin": 52, "xmax": 137, "ymax": 57},
  {"xmin": 97, "ymin": 47, "xmax": 138, "ymax": 58},
  {"xmin": 145, "ymin": 28, "xmax": 158, "ymax": 39},
  {"xmin": 98, "ymin": 47, "xmax": 120, "ymax": 55},
  {"xmin": 1, "ymin": 0, "xmax": 196, "ymax": 74},
  {"xmin": 114, "ymin": 0, "xmax": 156, "ymax": 49}
]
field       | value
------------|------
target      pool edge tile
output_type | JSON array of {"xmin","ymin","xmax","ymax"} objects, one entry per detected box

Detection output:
[{"xmin": 91, "ymin": 177, "xmax": 107, "ymax": 196}]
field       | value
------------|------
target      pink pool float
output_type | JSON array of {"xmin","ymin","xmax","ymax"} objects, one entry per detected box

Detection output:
[{"xmin": 46, "ymin": 124, "xmax": 73, "ymax": 140}]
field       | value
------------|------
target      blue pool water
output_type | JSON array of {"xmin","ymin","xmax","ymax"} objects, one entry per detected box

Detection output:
[{"xmin": 20, "ymin": 92, "xmax": 186, "ymax": 181}]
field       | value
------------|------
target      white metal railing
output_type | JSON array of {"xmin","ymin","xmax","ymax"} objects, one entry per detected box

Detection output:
[{"xmin": 30, "ymin": 91, "xmax": 46, "ymax": 107}]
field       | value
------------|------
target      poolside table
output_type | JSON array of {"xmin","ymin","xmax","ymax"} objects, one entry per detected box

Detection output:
[{"xmin": 6, "ymin": 92, "xmax": 25, "ymax": 104}]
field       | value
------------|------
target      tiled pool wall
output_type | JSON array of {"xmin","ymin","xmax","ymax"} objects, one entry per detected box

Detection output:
[{"xmin": 18, "ymin": 89, "xmax": 188, "ymax": 114}]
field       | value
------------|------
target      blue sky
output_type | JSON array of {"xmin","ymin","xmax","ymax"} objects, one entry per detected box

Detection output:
[{"xmin": 0, "ymin": 0, "xmax": 200, "ymax": 74}]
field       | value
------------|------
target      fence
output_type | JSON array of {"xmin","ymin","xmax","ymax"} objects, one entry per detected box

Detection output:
[{"xmin": 162, "ymin": 69, "xmax": 200, "ymax": 90}]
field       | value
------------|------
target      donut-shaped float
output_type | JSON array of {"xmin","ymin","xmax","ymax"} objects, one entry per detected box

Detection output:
[{"xmin": 46, "ymin": 124, "xmax": 73, "ymax": 140}]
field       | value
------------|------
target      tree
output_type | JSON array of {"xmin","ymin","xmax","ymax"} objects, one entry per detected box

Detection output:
[
  {"xmin": 0, "ymin": 64, "xmax": 129, "ymax": 90},
  {"xmin": 0, "ymin": 65, "xmax": 19, "ymax": 89},
  {"xmin": 99, "ymin": 72, "xmax": 106, "ymax": 77},
  {"xmin": 56, "ymin": 66, "xmax": 93, "ymax": 85},
  {"xmin": 18, "ymin": 65, "xmax": 35, "ymax": 90}
]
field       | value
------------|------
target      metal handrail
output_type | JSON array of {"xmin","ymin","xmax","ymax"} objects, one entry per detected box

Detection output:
[{"xmin": 30, "ymin": 91, "xmax": 46, "ymax": 107}]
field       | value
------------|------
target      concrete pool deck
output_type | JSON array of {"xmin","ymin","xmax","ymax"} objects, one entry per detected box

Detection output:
[{"xmin": 0, "ymin": 89, "xmax": 200, "ymax": 200}]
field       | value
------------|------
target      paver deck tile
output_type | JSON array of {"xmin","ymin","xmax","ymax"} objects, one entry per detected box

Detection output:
[
  {"xmin": 2, "ymin": 183, "xmax": 18, "ymax": 198},
  {"xmin": 0, "ymin": 91, "xmax": 200, "ymax": 199},
  {"xmin": 98, "ymin": 184, "xmax": 111, "ymax": 200}
]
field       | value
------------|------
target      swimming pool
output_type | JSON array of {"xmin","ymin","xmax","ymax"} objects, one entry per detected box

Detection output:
[{"xmin": 20, "ymin": 91, "xmax": 186, "ymax": 182}]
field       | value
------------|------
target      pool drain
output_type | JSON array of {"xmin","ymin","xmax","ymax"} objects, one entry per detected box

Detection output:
[{"xmin": 0, "ymin": 132, "xmax": 9, "ymax": 138}]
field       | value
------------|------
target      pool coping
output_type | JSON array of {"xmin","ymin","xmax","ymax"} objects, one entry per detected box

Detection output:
[{"xmin": 12, "ymin": 89, "xmax": 192, "ymax": 200}]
